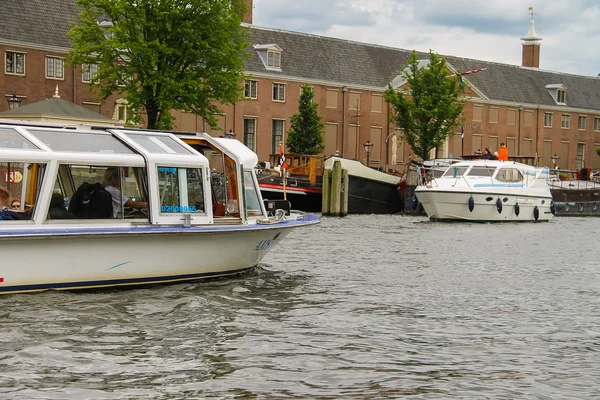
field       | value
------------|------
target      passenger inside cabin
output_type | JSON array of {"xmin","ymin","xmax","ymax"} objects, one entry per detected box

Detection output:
[
  {"xmin": 103, "ymin": 168, "xmax": 148, "ymax": 218},
  {"xmin": 10, "ymin": 199, "xmax": 21, "ymax": 210},
  {"xmin": 48, "ymin": 192, "xmax": 75, "ymax": 219},
  {"xmin": 0, "ymin": 186, "xmax": 19, "ymax": 220}
]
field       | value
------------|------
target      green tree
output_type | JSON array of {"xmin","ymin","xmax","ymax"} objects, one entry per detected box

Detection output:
[
  {"xmin": 384, "ymin": 50, "xmax": 466, "ymax": 161},
  {"xmin": 68, "ymin": 0, "xmax": 249, "ymax": 130},
  {"xmin": 596, "ymin": 146, "xmax": 600, "ymax": 157},
  {"xmin": 286, "ymin": 84, "xmax": 325, "ymax": 155}
]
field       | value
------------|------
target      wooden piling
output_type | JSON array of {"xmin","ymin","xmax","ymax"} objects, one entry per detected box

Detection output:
[
  {"xmin": 330, "ymin": 160, "xmax": 342, "ymax": 216},
  {"xmin": 340, "ymin": 168, "xmax": 349, "ymax": 216},
  {"xmin": 322, "ymin": 168, "xmax": 331, "ymax": 215}
]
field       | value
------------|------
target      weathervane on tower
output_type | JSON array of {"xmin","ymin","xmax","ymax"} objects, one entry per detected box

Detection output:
[{"xmin": 527, "ymin": 7, "xmax": 536, "ymax": 20}]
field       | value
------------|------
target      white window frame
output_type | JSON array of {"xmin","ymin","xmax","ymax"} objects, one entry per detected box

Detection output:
[
  {"xmin": 595, "ymin": 117, "xmax": 600, "ymax": 132},
  {"xmin": 543, "ymin": 112, "xmax": 553, "ymax": 128},
  {"xmin": 578, "ymin": 116, "xmax": 587, "ymax": 131},
  {"xmin": 561, "ymin": 114, "xmax": 570, "ymax": 129},
  {"xmin": 267, "ymin": 51, "xmax": 281, "ymax": 68},
  {"xmin": 45, "ymin": 56, "xmax": 64, "ymax": 80},
  {"xmin": 5, "ymin": 51, "xmax": 26, "ymax": 75},
  {"xmin": 244, "ymin": 80, "xmax": 257, "ymax": 99},
  {"xmin": 272, "ymin": 83, "xmax": 286, "ymax": 102},
  {"xmin": 82, "ymin": 63, "xmax": 99, "ymax": 83}
]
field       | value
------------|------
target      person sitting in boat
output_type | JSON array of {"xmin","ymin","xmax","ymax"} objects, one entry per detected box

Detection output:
[
  {"xmin": 48, "ymin": 192, "xmax": 75, "ymax": 219},
  {"xmin": 481, "ymin": 148, "xmax": 496, "ymax": 160},
  {"xmin": 103, "ymin": 168, "xmax": 148, "ymax": 218},
  {"xmin": 0, "ymin": 187, "xmax": 19, "ymax": 220}
]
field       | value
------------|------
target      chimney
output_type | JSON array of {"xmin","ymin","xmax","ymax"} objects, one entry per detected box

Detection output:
[
  {"xmin": 521, "ymin": 10, "xmax": 542, "ymax": 68},
  {"xmin": 243, "ymin": 0, "xmax": 253, "ymax": 24}
]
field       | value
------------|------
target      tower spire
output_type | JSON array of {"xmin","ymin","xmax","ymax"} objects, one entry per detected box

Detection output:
[{"xmin": 521, "ymin": 7, "xmax": 542, "ymax": 68}]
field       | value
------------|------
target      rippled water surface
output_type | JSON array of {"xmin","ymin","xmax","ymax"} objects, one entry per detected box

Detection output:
[{"xmin": 1, "ymin": 215, "xmax": 599, "ymax": 399}]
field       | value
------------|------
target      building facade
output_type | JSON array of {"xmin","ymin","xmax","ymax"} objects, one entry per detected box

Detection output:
[{"xmin": 2, "ymin": 1, "xmax": 600, "ymax": 171}]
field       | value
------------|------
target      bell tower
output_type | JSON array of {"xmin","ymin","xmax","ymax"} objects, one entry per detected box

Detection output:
[
  {"xmin": 521, "ymin": 7, "xmax": 542, "ymax": 68},
  {"xmin": 243, "ymin": 0, "xmax": 253, "ymax": 24}
]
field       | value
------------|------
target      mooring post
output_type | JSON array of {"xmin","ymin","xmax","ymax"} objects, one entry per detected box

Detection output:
[
  {"xmin": 330, "ymin": 160, "xmax": 342, "ymax": 216},
  {"xmin": 322, "ymin": 168, "xmax": 331, "ymax": 215},
  {"xmin": 340, "ymin": 167, "xmax": 349, "ymax": 216}
]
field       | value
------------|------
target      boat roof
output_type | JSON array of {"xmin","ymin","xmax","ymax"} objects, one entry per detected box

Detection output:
[{"xmin": 0, "ymin": 123, "xmax": 263, "ymax": 168}]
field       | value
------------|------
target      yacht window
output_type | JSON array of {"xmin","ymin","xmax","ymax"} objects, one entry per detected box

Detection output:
[
  {"xmin": 157, "ymin": 167, "xmax": 205, "ymax": 214},
  {"xmin": 243, "ymin": 170, "xmax": 263, "ymax": 217},
  {"xmin": 495, "ymin": 168, "xmax": 523, "ymax": 183},
  {"xmin": 28, "ymin": 129, "xmax": 134, "ymax": 154},
  {"xmin": 467, "ymin": 167, "xmax": 496, "ymax": 177},
  {"xmin": 0, "ymin": 162, "xmax": 46, "ymax": 221},
  {"xmin": 442, "ymin": 166, "xmax": 469, "ymax": 178},
  {"xmin": 0, "ymin": 127, "xmax": 41, "ymax": 150},
  {"xmin": 49, "ymin": 165, "xmax": 148, "ymax": 220}
]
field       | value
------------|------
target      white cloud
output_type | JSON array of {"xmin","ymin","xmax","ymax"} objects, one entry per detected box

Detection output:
[{"xmin": 253, "ymin": 0, "xmax": 600, "ymax": 76}]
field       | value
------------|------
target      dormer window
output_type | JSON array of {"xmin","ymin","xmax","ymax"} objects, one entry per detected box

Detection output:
[
  {"xmin": 546, "ymin": 84, "xmax": 567, "ymax": 105},
  {"xmin": 267, "ymin": 51, "xmax": 281, "ymax": 68},
  {"xmin": 253, "ymin": 44, "xmax": 283, "ymax": 72}
]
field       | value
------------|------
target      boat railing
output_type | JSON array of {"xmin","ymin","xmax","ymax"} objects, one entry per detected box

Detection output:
[{"xmin": 267, "ymin": 153, "xmax": 325, "ymax": 185}]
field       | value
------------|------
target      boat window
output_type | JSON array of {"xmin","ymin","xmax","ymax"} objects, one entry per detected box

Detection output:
[
  {"xmin": 467, "ymin": 167, "xmax": 496, "ymax": 177},
  {"xmin": 495, "ymin": 168, "xmax": 523, "ymax": 183},
  {"xmin": 28, "ymin": 129, "xmax": 135, "ymax": 154},
  {"xmin": 0, "ymin": 127, "xmax": 42, "ymax": 150},
  {"xmin": 128, "ymin": 134, "xmax": 193, "ymax": 154},
  {"xmin": 208, "ymin": 153, "xmax": 240, "ymax": 218},
  {"xmin": 442, "ymin": 166, "xmax": 469, "ymax": 178},
  {"xmin": 243, "ymin": 170, "xmax": 263, "ymax": 217},
  {"xmin": 0, "ymin": 161, "xmax": 47, "ymax": 221},
  {"xmin": 49, "ymin": 165, "xmax": 148, "ymax": 220},
  {"xmin": 157, "ymin": 167, "xmax": 205, "ymax": 215}
]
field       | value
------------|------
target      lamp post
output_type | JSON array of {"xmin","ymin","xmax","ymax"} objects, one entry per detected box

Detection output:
[
  {"xmin": 551, "ymin": 153, "xmax": 559, "ymax": 169},
  {"xmin": 517, "ymin": 105, "xmax": 523, "ymax": 155},
  {"xmin": 364, "ymin": 140, "xmax": 373, "ymax": 167},
  {"xmin": 225, "ymin": 129, "xmax": 236, "ymax": 139},
  {"xmin": 6, "ymin": 93, "xmax": 21, "ymax": 110}
]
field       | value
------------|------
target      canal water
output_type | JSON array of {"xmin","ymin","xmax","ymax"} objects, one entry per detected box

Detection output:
[{"xmin": 1, "ymin": 215, "xmax": 599, "ymax": 399}]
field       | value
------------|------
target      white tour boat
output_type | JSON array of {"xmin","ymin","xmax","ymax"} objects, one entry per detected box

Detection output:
[
  {"xmin": 0, "ymin": 121, "xmax": 319, "ymax": 294},
  {"xmin": 414, "ymin": 160, "xmax": 554, "ymax": 222}
]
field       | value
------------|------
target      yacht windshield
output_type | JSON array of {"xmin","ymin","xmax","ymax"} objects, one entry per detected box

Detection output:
[
  {"xmin": 442, "ymin": 166, "xmax": 469, "ymax": 178},
  {"xmin": 467, "ymin": 167, "xmax": 496, "ymax": 177}
]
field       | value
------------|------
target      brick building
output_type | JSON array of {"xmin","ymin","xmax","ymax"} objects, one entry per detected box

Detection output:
[{"xmin": 1, "ymin": 0, "xmax": 600, "ymax": 171}]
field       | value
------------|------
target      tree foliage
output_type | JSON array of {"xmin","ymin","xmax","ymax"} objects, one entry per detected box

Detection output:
[
  {"xmin": 384, "ymin": 50, "xmax": 466, "ymax": 161},
  {"xmin": 286, "ymin": 84, "xmax": 325, "ymax": 155},
  {"xmin": 596, "ymin": 146, "xmax": 600, "ymax": 157},
  {"xmin": 68, "ymin": 0, "xmax": 249, "ymax": 130}
]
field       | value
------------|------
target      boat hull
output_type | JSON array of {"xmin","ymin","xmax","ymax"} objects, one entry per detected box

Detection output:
[
  {"xmin": 415, "ymin": 189, "xmax": 554, "ymax": 222},
  {"xmin": 0, "ymin": 216, "xmax": 319, "ymax": 294},
  {"xmin": 347, "ymin": 175, "xmax": 403, "ymax": 214}
]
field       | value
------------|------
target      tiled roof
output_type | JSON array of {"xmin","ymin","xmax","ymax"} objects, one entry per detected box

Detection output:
[
  {"xmin": 0, "ymin": 0, "xmax": 78, "ymax": 48},
  {"xmin": 0, "ymin": 97, "xmax": 114, "ymax": 121},
  {"xmin": 1, "ymin": 1, "xmax": 599, "ymax": 111}
]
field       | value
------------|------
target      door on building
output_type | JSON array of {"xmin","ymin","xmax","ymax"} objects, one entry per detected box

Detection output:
[
  {"xmin": 347, "ymin": 125, "xmax": 358, "ymax": 159},
  {"xmin": 543, "ymin": 140, "xmax": 552, "ymax": 168},
  {"xmin": 559, "ymin": 142, "xmax": 569, "ymax": 170},
  {"xmin": 324, "ymin": 124, "xmax": 338, "ymax": 157},
  {"xmin": 506, "ymin": 138, "xmax": 516, "ymax": 158},
  {"xmin": 576, "ymin": 143, "xmax": 585, "ymax": 169}
]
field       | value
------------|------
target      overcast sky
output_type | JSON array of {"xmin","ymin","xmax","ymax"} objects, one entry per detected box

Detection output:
[{"xmin": 252, "ymin": 0, "xmax": 600, "ymax": 77}]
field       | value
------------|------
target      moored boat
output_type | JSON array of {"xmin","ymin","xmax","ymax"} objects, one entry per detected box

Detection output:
[
  {"xmin": 415, "ymin": 160, "xmax": 554, "ymax": 222},
  {"xmin": 323, "ymin": 156, "xmax": 403, "ymax": 214},
  {"xmin": 548, "ymin": 168, "xmax": 600, "ymax": 216},
  {"xmin": 0, "ymin": 121, "xmax": 319, "ymax": 294}
]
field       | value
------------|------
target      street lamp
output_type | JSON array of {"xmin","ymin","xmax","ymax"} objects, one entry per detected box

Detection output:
[
  {"xmin": 225, "ymin": 129, "xmax": 236, "ymax": 139},
  {"xmin": 517, "ymin": 105, "xmax": 523, "ymax": 155},
  {"xmin": 364, "ymin": 140, "xmax": 374, "ymax": 167},
  {"xmin": 551, "ymin": 153, "xmax": 559, "ymax": 169},
  {"xmin": 6, "ymin": 93, "xmax": 21, "ymax": 110}
]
